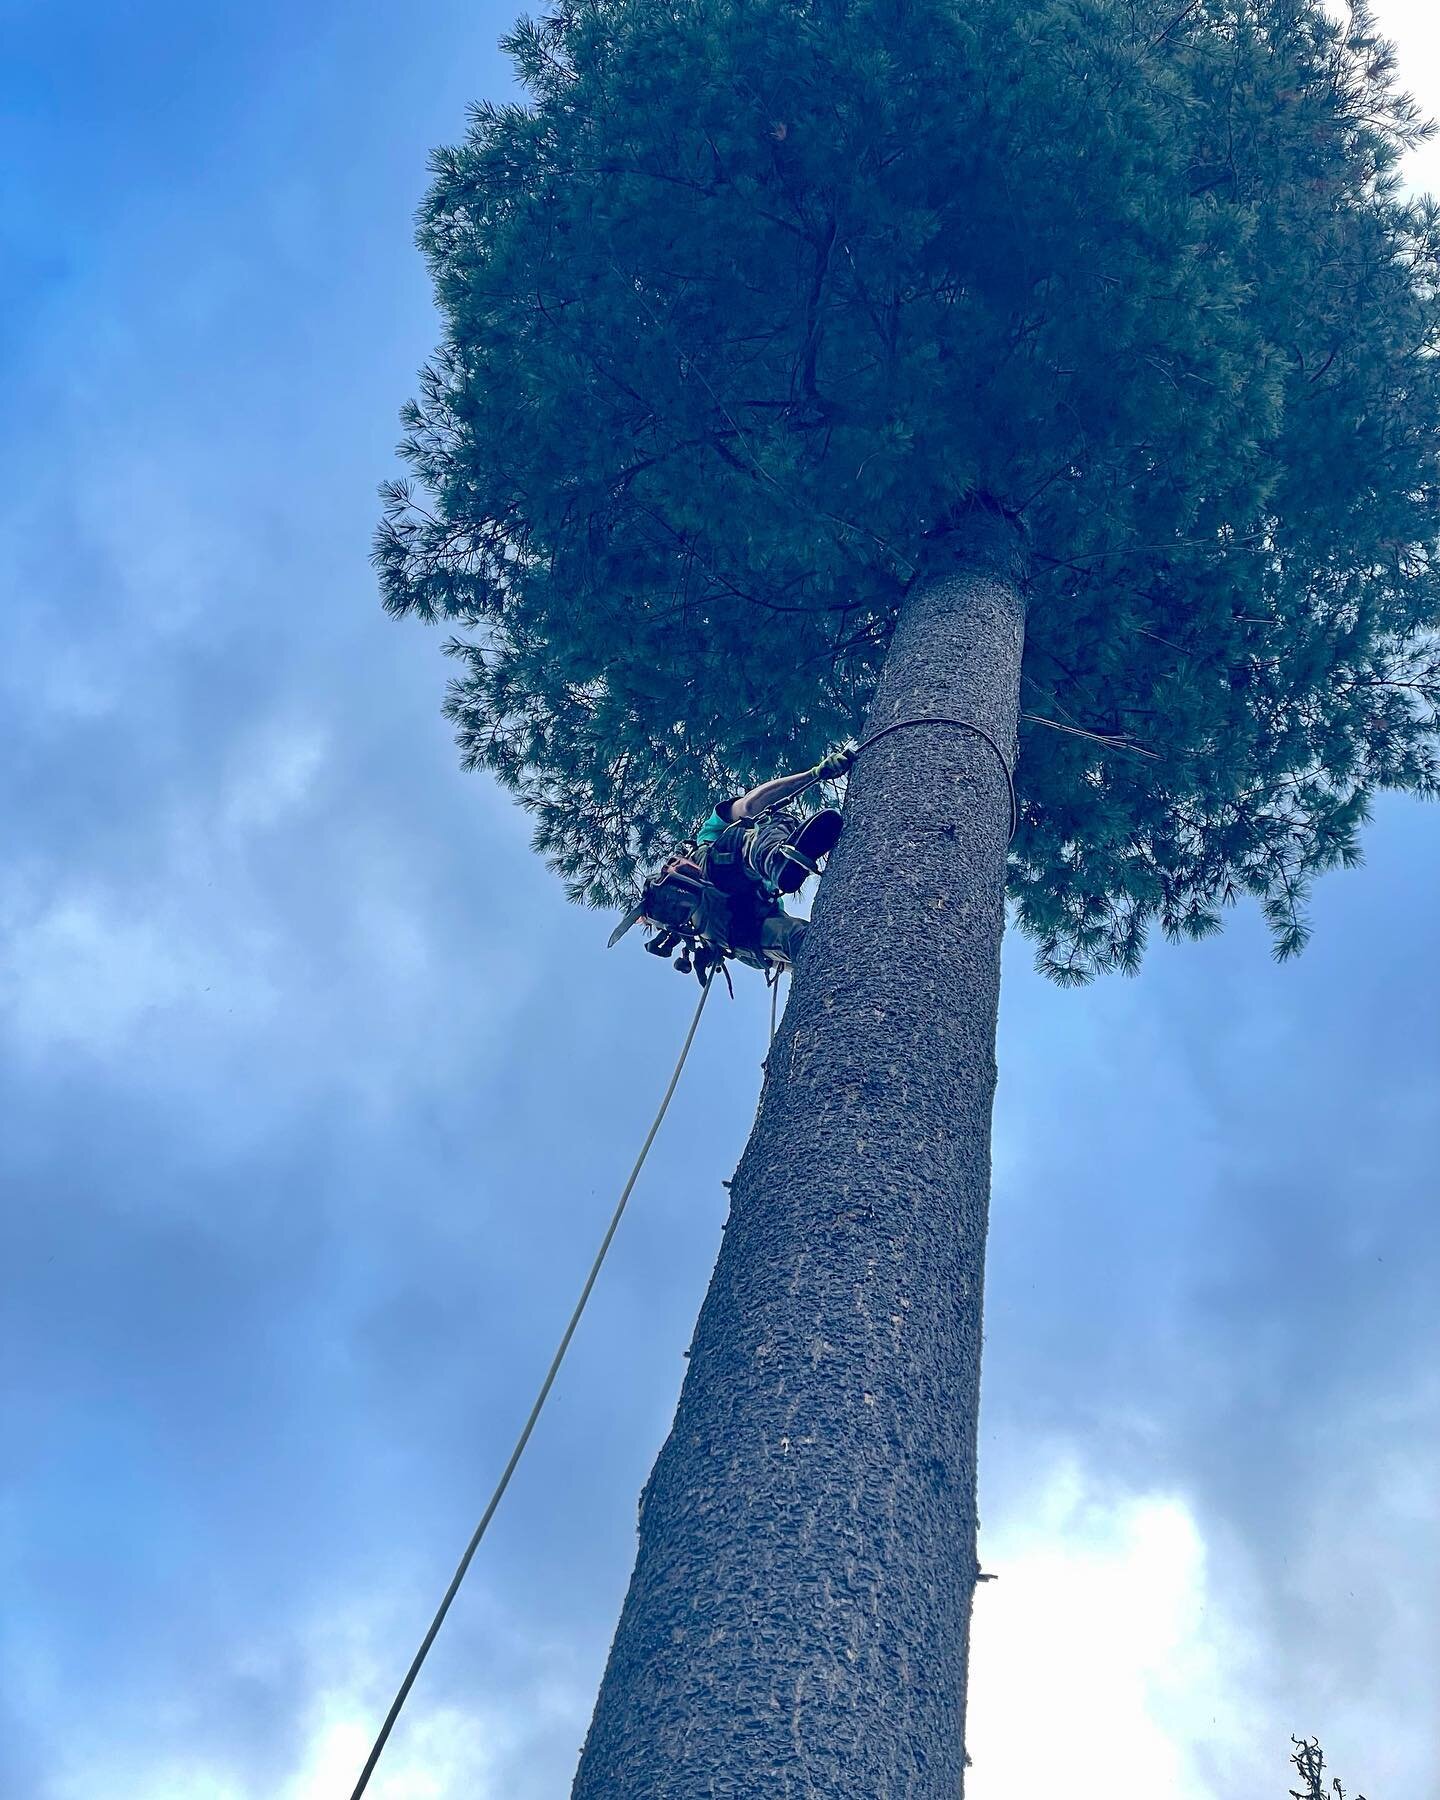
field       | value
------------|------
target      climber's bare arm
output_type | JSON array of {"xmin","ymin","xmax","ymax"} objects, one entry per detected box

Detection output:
[{"xmin": 732, "ymin": 768, "xmax": 819, "ymax": 819}]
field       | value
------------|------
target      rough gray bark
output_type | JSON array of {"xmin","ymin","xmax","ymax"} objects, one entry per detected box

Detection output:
[{"xmin": 572, "ymin": 500, "xmax": 1028, "ymax": 1799}]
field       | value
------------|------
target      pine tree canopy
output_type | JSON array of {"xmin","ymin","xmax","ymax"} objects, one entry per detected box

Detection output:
[{"xmin": 377, "ymin": 0, "xmax": 1440, "ymax": 979}]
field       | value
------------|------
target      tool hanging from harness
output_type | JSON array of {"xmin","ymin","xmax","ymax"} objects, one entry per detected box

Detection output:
[
  {"xmin": 641, "ymin": 864, "xmax": 740, "ymax": 979},
  {"xmin": 607, "ymin": 852, "xmax": 774, "ymax": 984},
  {"xmin": 608, "ymin": 804, "xmax": 844, "ymax": 984}
]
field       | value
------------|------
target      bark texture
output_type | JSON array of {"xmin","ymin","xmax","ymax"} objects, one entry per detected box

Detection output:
[{"xmin": 572, "ymin": 502, "xmax": 1028, "ymax": 1798}]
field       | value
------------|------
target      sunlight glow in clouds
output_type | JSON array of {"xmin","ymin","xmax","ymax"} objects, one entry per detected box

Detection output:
[
  {"xmin": 967, "ymin": 1460, "xmax": 1261, "ymax": 1800},
  {"xmin": 269, "ymin": 1695, "xmax": 496, "ymax": 1800}
]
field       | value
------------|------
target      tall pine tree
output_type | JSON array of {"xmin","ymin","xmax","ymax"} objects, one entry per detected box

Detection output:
[{"xmin": 377, "ymin": 0, "xmax": 1440, "ymax": 1789}]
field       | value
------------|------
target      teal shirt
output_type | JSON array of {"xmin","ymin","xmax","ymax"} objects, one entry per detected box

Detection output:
[{"xmin": 695, "ymin": 807, "xmax": 729, "ymax": 848}]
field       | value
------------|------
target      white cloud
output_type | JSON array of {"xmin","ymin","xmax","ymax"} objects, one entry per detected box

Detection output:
[
  {"xmin": 1273, "ymin": 1376, "xmax": 1440, "ymax": 1795},
  {"xmin": 1380, "ymin": 3, "xmax": 1440, "ymax": 192},
  {"xmin": 41, "ymin": 1590, "xmax": 587, "ymax": 1800},
  {"xmin": 70, "ymin": 446, "xmax": 242, "ymax": 642},
  {"xmin": 0, "ymin": 879, "xmax": 277, "ymax": 1058},
  {"xmin": 221, "ymin": 719, "xmax": 331, "ymax": 837},
  {"xmin": 276, "ymin": 1694, "xmax": 500, "ymax": 1800},
  {"xmin": 45, "ymin": 1689, "xmax": 505, "ymax": 1800},
  {"xmin": 968, "ymin": 1459, "xmax": 1264, "ymax": 1800},
  {"xmin": 0, "ymin": 708, "xmax": 486, "ymax": 1081}
]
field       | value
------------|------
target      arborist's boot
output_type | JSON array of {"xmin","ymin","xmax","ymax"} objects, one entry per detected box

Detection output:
[{"xmin": 771, "ymin": 808, "xmax": 844, "ymax": 894}]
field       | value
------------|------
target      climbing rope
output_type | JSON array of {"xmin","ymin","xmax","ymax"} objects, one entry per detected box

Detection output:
[
  {"xmin": 346, "ymin": 979, "xmax": 712, "ymax": 1800},
  {"xmin": 853, "ymin": 715, "xmax": 1018, "ymax": 843},
  {"xmin": 782, "ymin": 714, "xmax": 1020, "ymax": 844}
]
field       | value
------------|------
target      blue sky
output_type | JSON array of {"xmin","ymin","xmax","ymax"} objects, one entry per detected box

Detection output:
[{"xmin": 2, "ymin": 2, "xmax": 1437, "ymax": 1796}]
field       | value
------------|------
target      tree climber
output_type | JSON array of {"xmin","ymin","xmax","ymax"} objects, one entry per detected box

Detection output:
[
  {"xmin": 610, "ymin": 751, "xmax": 853, "ymax": 972},
  {"xmin": 696, "ymin": 753, "xmax": 851, "ymax": 875}
]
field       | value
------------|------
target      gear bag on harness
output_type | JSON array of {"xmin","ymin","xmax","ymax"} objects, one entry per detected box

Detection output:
[{"xmin": 608, "ymin": 807, "xmax": 843, "ymax": 980}]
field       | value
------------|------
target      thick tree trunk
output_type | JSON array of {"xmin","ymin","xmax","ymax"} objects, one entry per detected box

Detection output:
[{"xmin": 572, "ymin": 501, "xmax": 1028, "ymax": 1799}]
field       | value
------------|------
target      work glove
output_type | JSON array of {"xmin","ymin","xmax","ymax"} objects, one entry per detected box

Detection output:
[{"xmin": 813, "ymin": 747, "xmax": 854, "ymax": 780}]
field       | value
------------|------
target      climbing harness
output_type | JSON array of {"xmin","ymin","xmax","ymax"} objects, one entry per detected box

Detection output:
[
  {"xmin": 611, "ymin": 713, "xmax": 1019, "ymax": 982},
  {"xmin": 608, "ymin": 846, "xmax": 799, "ymax": 988},
  {"xmin": 609, "ymin": 861, "xmax": 764, "ymax": 989},
  {"xmin": 346, "ymin": 981, "xmax": 712, "ymax": 1800}
]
